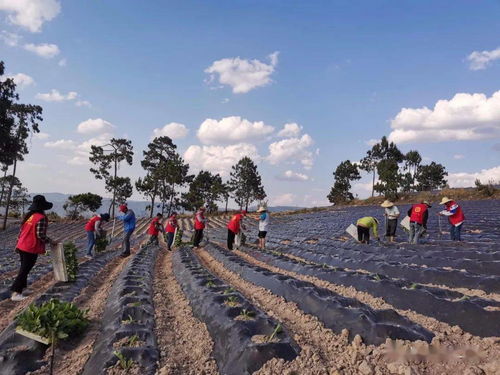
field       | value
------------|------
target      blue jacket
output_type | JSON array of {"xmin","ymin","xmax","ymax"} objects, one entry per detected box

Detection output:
[{"xmin": 118, "ymin": 209, "xmax": 136, "ymax": 232}]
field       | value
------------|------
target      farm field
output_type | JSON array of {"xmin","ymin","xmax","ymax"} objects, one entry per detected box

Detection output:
[{"xmin": 0, "ymin": 201, "xmax": 499, "ymax": 374}]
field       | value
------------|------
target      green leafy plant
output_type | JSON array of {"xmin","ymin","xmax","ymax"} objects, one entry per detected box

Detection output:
[
  {"xmin": 127, "ymin": 302, "xmax": 141, "ymax": 307},
  {"xmin": 63, "ymin": 242, "xmax": 78, "ymax": 282},
  {"xmin": 16, "ymin": 299, "xmax": 88, "ymax": 343},
  {"xmin": 174, "ymin": 229, "xmax": 184, "ymax": 247},
  {"xmin": 372, "ymin": 273, "xmax": 382, "ymax": 282},
  {"xmin": 238, "ymin": 309, "xmax": 256, "ymax": 319},
  {"xmin": 127, "ymin": 334, "xmax": 139, "ymax": 346},
  {"xmin": 95, "ymin": 233, "xmax": 108, "ymax": 252},
  {"xmin": 409, "ymin": 283, "xmax": 418, "ymax": 290},
  {"xmin": 206, "ymin": 280, "xmax": 216, "ymax": 288},
  {"xmin": 113, "ymin": 350, "xmax": 135, "ymax": 370},
  {"xmin": 267, "ymin": 324, "xmax": 282, "ymax": 342},
  {"xmin": 122, "ymin": 315, "xmax": 135, "ymax": 324},
  {"xmin": 225, "ymin": 296, "xmax": 240, "ymax": 307},
  {"xmin": 458, "ymin": 295, "xmax": 470, "ymax": 302},
  {"xmin": 223, "ymin": 287, "xmax": 235, "ymax": 295}
]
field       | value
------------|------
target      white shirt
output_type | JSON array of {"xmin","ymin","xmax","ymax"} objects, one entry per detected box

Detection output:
[
  {"xmin": 259, "ymin": 213, "xmax": 269, "ymax": 231},
  {"xmin": 385, "ymin": 206, "xmax": 400, "ymax": 220}
]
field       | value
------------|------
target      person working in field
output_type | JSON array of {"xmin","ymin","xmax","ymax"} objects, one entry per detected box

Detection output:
[
  {"xmin": 381, "ymin": 200, "xmax": 399, "ymax": 243},
  {"xmin": 438, "ymin": 197, "xmax": 465, "ymax": 241},
  {"xmin": 192, "ymin": 207, "xmax": 207, "ymax": 248},
  {"xmin": 165, "ymin": 212, "xmax": 178, "ymax": 251},
  {"xmin": 147, "ymin": 213, "xmax": 163, "ymax": 246},
  {"xmin": 85, "ymin": 212, "xmax": 110, "ymax": 258},
  {"xmin": 117, "ymin": 203, "xmax": 136, "ymax": 257},
  {"xmin": 227, "ymin": 210, "xmax": 247, "ymax": 250},
  {"xmin": 11, "ymin": 195, "xmax": 58, "ymax": 301},
  {"xmin": 257, "ymin": 207, "xmax": 269, "ymax": 249},
  {"xmin": 356, "ymin": 216, "xmax": 379, "ymax": 244},
  {"xmin": 407, "ymin": 201, "xmax": 431, "ymax": 244}
]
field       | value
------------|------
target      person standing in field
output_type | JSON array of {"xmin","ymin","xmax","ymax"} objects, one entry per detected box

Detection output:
[
  {"xmin": 11, "ymin": 195, "xmax": 58, "ymax": 301},
  {"xmin": 165, "ymin": 212, "xmax": 178, "ymax": 251},
  {"xmin": 407, "ymin": 201, "xmax": 431, "ymax": 244},
  {"xmin": 257, "ymin": 207, "xmax": 269, "ymax": 249},
  {"xmin": 381, "ymin": 200, "xmax": 399, "ymax": 243},
  {"xmin": 438, "ymin": 197, "xmax": 465, "ymax": 241},
  {"xmin": 356, "ymin": 216, "xmax": 379, "ymax": 244},
  {"xmin": 147, "ymin": 213, "xmax": 163, "ymax": 246},
  {"xmin": 84, "ymin": 212, "xmax": 110, "ymax": 258},
  {"xmin": 117, "ymin": 203, "xmax": 136, "ymax": 257},
  {"xmin": 192, "ymin": 207, "xmax": 207, "ymax": 248},
  {"xmin": 227, "ymin": 210, "xmax": 247, "ymax": 250}
]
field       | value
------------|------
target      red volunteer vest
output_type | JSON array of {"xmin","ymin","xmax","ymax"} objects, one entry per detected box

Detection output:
[
  {"xmin": 446, "ymin": 201, "xmax": 465, "ymax": 225},
  {"xmin": 16, "ymin": 213, "xmax": 47, "ymax": 254},
  {"xmin": 85, "ymin": 216, "xmax": 101, "ymax": 232},
  {"xmin": 194, "ymin": 212, "xmax": 205, "ymax": 230},
  {"xmin": 227, "ymin": 214, "xmax": 243, "ymax": 233},
  {"xmin": 410, "ymin": 204, "xmax": 427, "ymax": 225},
  {"xmin": 148, "ymin": 217, "xmax": 160, "ymax": 236},
  {"xmin": 165, "ymin": 217, "xmax": 177, "ymax": 233}
]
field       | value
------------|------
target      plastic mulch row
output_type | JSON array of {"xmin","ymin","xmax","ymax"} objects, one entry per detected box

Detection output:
[
  {"xmin": 0, "ymin": 250, "xmax": 118, "ymax": 375},
  {"xmin": 204, "ymin": 243, "xmax": 434, "ymax": 345},
  {"xmin": 173, "ymin": 246, "xmax": 299, "ymax": 375},
  {"xmin": 82, "ymin": 244, "xmax": 160, "ymax": 375}
]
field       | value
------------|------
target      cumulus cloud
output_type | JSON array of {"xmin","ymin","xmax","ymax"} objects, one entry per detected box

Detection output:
[
  {"xmin": 467, "ymin": 47, "xmax": 500, "ymax": 70},
  {"xmin": 388, "ymin": 91, "xmax": 500, "ymax": 143},
  {"xmin": 197, "ymin": 116, "xmax": 274, "ymax": 145},
  {"xmin": 0, "ymin": 30, "xmax": 20, "ymax": 46},
  {"xmin": 44, "ymin": 139, "xmax": 76, "ymax": 150},
  {"xmin": 447, "ymin": 166, "xmax": 500, "ymax": 187},
  {"xmin": 24, "ymin": 42, "xmax": 59, "ymax": 58},
  {"xmin": 272, "ymin": 193, "xmax": 296, "ymax": 206},
  {"xmin": 365, "ymin": 138, "xmax": 378, "ymax": 146},
  {"xmin": 152, "ymin": 122, "xmax": 189, "ymax": 140},
  {"xmin": 1, "ymin": 72, "xmax": 34, "ymax": 88},
  {"xmin": 205, "ymin": 51, "xmax": 279, "ymax": 94},
  {"xmin": 68, "ymin": 133, "xmax": 113, "ymax": 165},
  {"xmin": 34, "ymin": 132, "xmax": 49, "ymax": 140},
  {"xmin": 36, "ymin": 89, "xmax": 77, "ymax": 102},
  {"xmin": 277, "ymin": 170, "xmax": 309, "ymax": 181},
  {"xmin": 75, "ymin": 100, "xmax": 91, "ymax": 108},
  {"xmin": 183, "ymin": 143, "xmax": 260, "ymax": 177},
  {"xmin": 77, "ymin": 118, "xmax": 115, "ymax": 135},
  {"xmin": 277, "ymin": 123, "xmax": 302, "ymax": 138},
  {"xmin": 267, "ymin": 134, "xmax": 315, "ymax": 169},
  {"xmin": 0, "ymin": 0, "xmax": 61, "ymax": 32}
]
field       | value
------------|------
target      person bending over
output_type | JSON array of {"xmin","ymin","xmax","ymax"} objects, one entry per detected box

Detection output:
[
  {"xmin": 227, "ymin": 210, "xmax": 247, "ymax": 250},
  {"xmin": 147, "ymin": 213, "xmax": 163, "ymax": 246},
  {"xmin": 356, "ymin": 216, "xmax": 379, "ymax": 244},
  {"xmin": 192, "ymin": 207, "xmax": 207, "ymax": 248},
  {"xmin": 85, "ymin": 213, "xmax": 110, "ymax": 257}
]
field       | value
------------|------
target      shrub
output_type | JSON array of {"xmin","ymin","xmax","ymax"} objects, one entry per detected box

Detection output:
[
  {"xmin": 63, "ymin": 242, "xmax": 79, "ymax": 281},
  {"xmin": 174, "ymin": 229, "xmax": 184, "ymax": 247},
  {"xmin": 475, "ymin": 179, "xmax": 497, "ymax": 197},
  {"xmin": 16, "ymin": 299, "xmax": 88, "ymax": 343},
  {"xmin": 95, "ymin": 232, "xmax": 108, "ymax": 252}
]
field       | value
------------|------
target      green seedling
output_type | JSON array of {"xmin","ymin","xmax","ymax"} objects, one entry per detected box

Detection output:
[
  {"xmin": 124, "ymin": 291, "xmax": 137, "ymax": 298},
  {"xmin": 122, "ymin": 315, "xmax": 135, "ymax": 324},
  {"xmin": 63, "ymin": 242, "xmax": 79, "ymax": 282},
  {"xmin": 113, "ymin": 350, "xmax": 135, "ymax": 370},
  {"xmin": 322, "ymin": 263, "xmax": 330, "ymax": 269},
  {"xmin": 225, "ymin": 296, "xmax": 240, "ymax": 307},
  {"xmin": 267, "ymin": 324, "xmax": 282, "ymax": 342},
  {"xmin": 127, "ymin": 334, "xmax": 139, "ymax": 346},
  {"xmin": 372, "ymin": 273, "xmax": 382, "ymax": 282},
  {"xmin": 239, "ymin": 309, "xmax": 256, "ymax": 319},
  {"xmin": 223, "ymin": 287, "xmax": 235, "ymax": 295},
  {"xmin": 206, "ymin": 280, "xmax": 216, "ymax": 288},
  {"xmin": 127, "ymin": 302, "xmax": 141, "ymax": 308},
  {"xmin": 458, "ymin": 295, "xmax": 470, "ymax": 301},
  {"xmin": 409, "ymin": 283, "xmax": 418, "ymax": 290}
]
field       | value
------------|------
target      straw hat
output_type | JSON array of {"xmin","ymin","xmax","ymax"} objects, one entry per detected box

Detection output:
[
  {"xmin": 380, "ymin": 200, "xmax": 394, "ymax": 208},
  {"xmin": 257, "ymin": 207, "xmax": 267, "ymax": 213},
  {"xmin": 440, "ymin": 197, "xmax": 452, "ymax": 205},
  {"xmin": 422, "ymin": 200, "xmax": 432, "ymax": 208}
]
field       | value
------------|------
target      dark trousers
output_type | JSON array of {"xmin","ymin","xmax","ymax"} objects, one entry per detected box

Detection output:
[
  {"xmin": 357, "ymin": 225, "xmax": 370, "ymax": 243},
  {"xmin": 166, "ymin": 232, "xmax": 175, "ymax": 250},
  {"xmin": 193, "ymin": 229, "xmax": 203, "ymax": 247},
  {"xmin": 386, "ymin": 219, "xmax": 397, "ymax": 237},
  {"xmin": 450, "ymin": 224, "xmax": 462, "ymax": 241},
  {"xmin": 149, "ymin": 234, "xmax": 158, "ymax": 245},
  {"xmin": 11, "ymin": 250, "xmax": 38, "ymax": 294},
  {"xmin": 122, "ymin": 230, "xmax": 133, "ymax": 255},
  {"xmin": 227, "ymin": 229, "xmax": 236, "ymax": 250}
]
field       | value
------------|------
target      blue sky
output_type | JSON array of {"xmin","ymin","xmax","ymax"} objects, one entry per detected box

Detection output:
[{"xmin": 1, "ymin": 0, "xmax": 500, "ymax": 207}]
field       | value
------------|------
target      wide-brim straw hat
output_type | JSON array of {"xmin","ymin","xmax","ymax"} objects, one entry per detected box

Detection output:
[
  {"xmin": 380, "ymin": 200, "xmax": 394, "ymax": 208},
  {"xmin": 440, "ymin": 197, "xmax": 452, "ymax": 205},
  {"xmin": 422, "ymin": 200, "xmax": 432, "ymax": 208},
  {"xmin": 28, "ymin": 195, "xmax": 53, "ymax": 211},
  {"xmin": 257, "ymin": 207, "xmax": 267, "ymax": 212}
]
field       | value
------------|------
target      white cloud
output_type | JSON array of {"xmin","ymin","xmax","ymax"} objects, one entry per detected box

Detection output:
[
  {"xmin": 67, "ymin": 133, "xmax": 113, "ymax": 166},
  {"xmin": 75, "ymin": 100, "xmax": 91, "ymax": 108},
  {"xmin": 448, "ymin": 166, "xmax": 500, "ymax": 187},
  {"xmin": 77, "ymin": 118, "xmax": 115, "ymax": 135},
  {"xmin": 197, "ymin": 116, "xmax": 274, "ymax": 145},
  {"xmin": 36, "ymin": 89, "xmax": 77, "ymax": 102},
  {"xmin": 267, "ymin": 134, "xmax": 314, "ymax": 169},
  {"xmin": 0, "ymin": 0, "xmax": 61, "ymax": 32},
  {"xmin": 0, "ymin": 30, "xmax": 20, "ymax": 46},
  {"xmin": 44, "ymin": 139, "xmax": 76, "ymax": 150},
  {"xmin": 58, "ymin": 58, "xmax": 66, "ymax": 67},
  {"xmin": 277, "ymin": 170, "xmax": 309, "ymax": 181},
  {"xmin": 365, "ymin": 138, "xmax": 378, "ymax": 146},
  {"xmin": 453, "ymin": 154, "xmax": 464, "ymax": 160},
  {"xmin": 272, "ymin": 193, "xmax": 296, "ymax": 206},
  {"xmin": 33, "ymin": 132, "xmax": 49, "ymax": 140},
  {"xmin": 467, "ymin": 47, "xmax": 500, "ymax": 70},
  {"xmin": 183, "ymin": 143, "xmax": 260, "ymax": 177},
  {"xmin": 24, "ymin": 42, "xmax": 59, "ymax": 58},
  {"xmin": 388, "ymin": 91, "xmax": 500, "ymax": 143},
  {"xmin": 205, "ymin": 51, "xmax": 279, "ymax": 94},
  {"xmin": 152, "ymin": 122, "xmax": 189, "ymax": 140},
  {"xmin": 2, "ymin": 72, "xmax": 35, "ymax": 88},
  {"xmin": 277, "ymin": 123, "xmax": 302, "ymax": 138}
]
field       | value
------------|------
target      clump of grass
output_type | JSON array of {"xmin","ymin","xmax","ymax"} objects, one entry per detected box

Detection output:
[
  {"xmin": 225, "ymin": 296, "xmax": 240, "ymax": 307},
  {"xmin": 266, "ymin": 324, "xmax": 282, "ymax": 342},
  {"xmin": 238, "ymin": 309, "xmax": 256, "ymax": 320},
  {"xmin": 113, "ymin": 350, "xmax": 135, "ymax": 370}
]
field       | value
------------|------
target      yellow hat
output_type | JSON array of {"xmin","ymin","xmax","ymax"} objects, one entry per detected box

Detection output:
[
  {"xmin": 380, "ymin": 200, "xmax": 394, "ymax": 208},
  {"xmin": 440, "ymin": 197, "xmax": 452, "ymax": 205}
]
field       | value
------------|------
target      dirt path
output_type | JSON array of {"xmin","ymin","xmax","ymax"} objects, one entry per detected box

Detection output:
[
  {"xmin": 154, "ymin": 249, "xmax": 219, "ymax": 375},
  {"xmin": 232, "ymin": 249, "xmax": 500, "ymax": 375},
  {"xmin": 30, "ymin": 255, "xmax": 130, "ymax": 375}
]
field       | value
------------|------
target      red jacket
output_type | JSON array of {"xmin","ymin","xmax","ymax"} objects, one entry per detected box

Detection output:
[
  {"xmin": 445, "ymin": 201, "xmax": 465, "ymax": 225},
  {"xmin": 409, "ymin": 203, "xmax": 428, "ymax": 225},
  {"xmin": 227, "ymin": 214, "xmax": 244, "ymax": 234},
  {"xmin": 165, "ymin": 216, "xmax": 177, "ymax": 233},
  {"xmin": 16, "ymin": 213, "xmax": 47, "ymax": 255},
  {"xmin": 147, "ymin": 217, "xmax": 161, "ymax": 236},
  {"xmin": 194, "ymin": 211, "xmax": 206, "ymax": 230},
  {"xmin": 85, "ymin": 216, "xmax": 101, "ymax": 232}
]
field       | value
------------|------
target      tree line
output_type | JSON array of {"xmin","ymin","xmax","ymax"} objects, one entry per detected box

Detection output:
[{"xmin": 328, "ymin": 136, "xmax": 448, "ymax": 204}]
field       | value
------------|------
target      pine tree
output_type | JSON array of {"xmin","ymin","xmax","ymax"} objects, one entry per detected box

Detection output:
[
  {"xmin": 327, "ymin": 160, "xmax": 361, "ymax": 204},
  {"xmin": 228, "ymin": 157, "xmax": 266, "ymax": 211}
]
